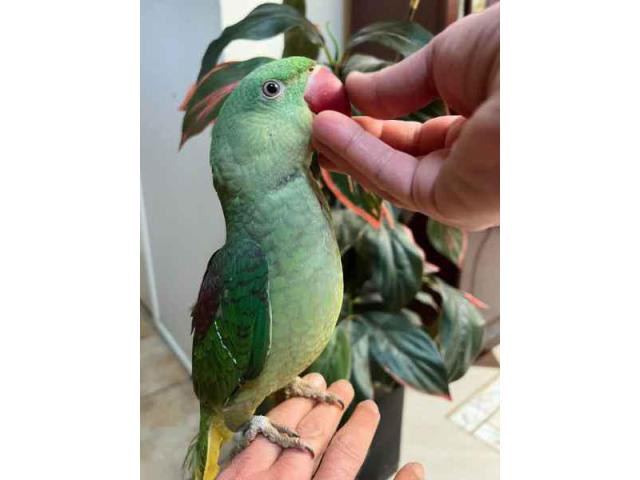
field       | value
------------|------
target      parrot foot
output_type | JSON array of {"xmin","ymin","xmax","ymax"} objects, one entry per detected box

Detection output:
[
  {"xmin": 231, "ymin": 415, "xmax": 314, "ymax": 458},
  {"xmin": 284, "ymin": 376, "xmax": 345, "ymax": 409}
]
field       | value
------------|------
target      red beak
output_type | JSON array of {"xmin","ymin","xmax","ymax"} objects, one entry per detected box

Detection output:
[{"xmin": 304, "ymin": 65, "xmax": 351, "ymax": 117}]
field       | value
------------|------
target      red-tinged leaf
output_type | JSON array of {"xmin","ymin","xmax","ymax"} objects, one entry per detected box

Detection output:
[
  {"xmin": 306, "ymin": 322, "xmax": 351, "ymax": 386},
  {"xmin": 197, "ymin": 3, "xmax": 323, "ymax": 81},
  {"xmin": 424, "ymin": 262, "xmax": 440, "ymax": 274},
  {"xmin": 354, "ymin": 216, "xmax": 425, "ymax": 310},
  {"xmin": 179, "ymin": 82, "xmax": 197, "ymax": 111},
  {"xmin": 348, "ymin": 319, "xmax": 374, "ymax": 399},
  {"xmin": 433, "ymin": 278, "xmax": 486, "ymax": 382},
  {"xmin": 341, "ymin": 54, "xmax": 391, "ymax": 79},
  {"xmin": 463, "ymin": 292, "xmax": 489, "ymax": 310},
  {"xmin": 426, "ymin": 218, "xmax": 468, "ymax": 267},
  {"xmin": 180, "ymin": 57, "xmax": 273, "ymax": 148},
  {"xmin": 320, "ymin": 168, "xmax": 383, "ymax": 228},
  {"xmin": 404, "ymin": 99, "xmax": 447, "ymax": 122},
  {"xmin": 282, "ymin": 0, "xmax": 320, "ymax": 60},
  {"xmin": 415, "ymin": 290, "xmax": 438, "ymax": 310},
  {"xmin": 345, "ymin": 20, "xmax": 433, "ymax": 58},
  {"xmin": 355, "ymin": 310, "xmax": 450, "ymax": 396},
  {"xmin": 331, "ymin": 208, "xmax": 368, "ymax": 255},
  {"xmin": 181, "ymin": 61, "xmax": 237, "ymax": 110}
]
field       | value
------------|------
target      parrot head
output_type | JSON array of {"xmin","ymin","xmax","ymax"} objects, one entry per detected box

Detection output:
[
  {"xmin": 210, "ymin": 57, "xmax": 349, "ymax": 193},
  {"xmin": 216, "ymin": 56, "xmax": 349, "ymax": 122}
]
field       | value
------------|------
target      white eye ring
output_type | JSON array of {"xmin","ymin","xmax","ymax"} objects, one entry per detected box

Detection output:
[{"xmin": 262, "ymin": 80, "xmax": 283, "ymax": 99}]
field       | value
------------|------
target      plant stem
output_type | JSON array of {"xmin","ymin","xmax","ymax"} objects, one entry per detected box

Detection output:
[
  {"xmin": 325, "ymin": 22, "xmax": 341, "ymax": 64},
  {"xmin": 408, "ymin": 0, "xmax": 422, "ymax": 21},
  {"xmin": 321, "ymin": 42, "xmax": 337, "ymax": 70}
]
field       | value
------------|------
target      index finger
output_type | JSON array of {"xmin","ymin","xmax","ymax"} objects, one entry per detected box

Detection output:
[{"xmin": 313, "ymin": 111, "xmax": 419, "ymax": 210}]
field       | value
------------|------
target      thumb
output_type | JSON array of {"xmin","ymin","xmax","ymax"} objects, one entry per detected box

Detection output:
[{"xmin": 394, "ymin": 462, "xmax": 425, "ymax": 480}]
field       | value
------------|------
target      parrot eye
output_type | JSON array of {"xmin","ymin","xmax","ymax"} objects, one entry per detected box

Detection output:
[{"xmin": 262, "ymin": 80, "xmax": 283, "ymax": 99}]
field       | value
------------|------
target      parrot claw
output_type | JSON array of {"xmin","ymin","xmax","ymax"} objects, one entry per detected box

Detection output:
[
  {"xmin": 230, "ymin": 415, "xmax": 314, "ymax": 459},
  {"xmin": 285, "ymin": 376, "xmax": 345, "ymax": 409},
  {"xmin": 304, "ymin": 444, "xmax": 316, "ymax": 458}
]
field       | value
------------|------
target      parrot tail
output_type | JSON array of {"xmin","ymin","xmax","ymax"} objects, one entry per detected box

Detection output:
[{"xmin": 184, "ymin": 407, "xmax": 233, "ymax": 480}]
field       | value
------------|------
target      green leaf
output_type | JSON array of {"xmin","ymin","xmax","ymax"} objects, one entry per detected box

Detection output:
[
  {"xmin": 341, "ymin": 54, "xmax": 391, "ymax": 78},
  {"xmin": 404, "ymin": 99, "xmax": 447, "ymax": 122},
  {"xmin": 434, "ymin": 279, "xmax": 485, "ymax": 382},
  {"xmin": 415, "ymin": 290, "xmax": 438, "ymax": 310},
  {"xmin": 197, "ymin": 3, "xmax": 323, "ymax": 81},
  {"xmin": 321, "ymin": 169, "xmax": 383, "ymax": 226},
  {"xmin": 355, "ymin": 219, "xmax": 425, "ymax": 310},
  {"xmin": 180, "ymin": 57, "xmax": 273, "ymax": 147},
  {"xmin": 282, "ymin": 0, "xmax": 320, "ymax": 59},
  {"xmin": 307, "ymin": 323, "xmax": 351, "ymax": 386},
  {"xmin": 357, "ymin": 311, "xmax": 449, "ymax": 396},
  {"xmin": 348, "ymin": 319, "xmax": 374, "ymax": 399},
  {"xmin": 331, "ymin": 208, "xmax": 368, "ymax": 255},
  {"xmin": 345, "ymin": 20, "xmax": 433, "ymax": 58},
  {"xmin": 426, "ymin": 218, "xmax": 468, "ymax": 266}
]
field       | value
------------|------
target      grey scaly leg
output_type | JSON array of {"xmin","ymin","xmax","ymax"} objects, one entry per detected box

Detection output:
[{"xmin": 228, "ymin": 415, "xmax": 314, "ymax": 460}]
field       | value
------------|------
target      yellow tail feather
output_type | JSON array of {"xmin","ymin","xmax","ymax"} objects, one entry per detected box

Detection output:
[{"xmin": 202, "ymin": 415, "xmax": 233, "ymax": 480}]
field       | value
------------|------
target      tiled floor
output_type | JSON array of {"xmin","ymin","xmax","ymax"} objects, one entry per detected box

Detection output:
[
  {"xmin": 401, "ymin": 368, "xmax": 500, "ymax": 480},
  {"xmin": 141, "ymin": 305, "xmax": 197, "ymax": 480},
  {"xmin": 140, "ymin": 305, "xmax": 499, "ymax": 479}
]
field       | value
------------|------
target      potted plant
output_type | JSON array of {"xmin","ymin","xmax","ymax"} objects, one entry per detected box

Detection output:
[{"xmin": 180, "ymin": 2, "xmax": 487, "ymax": 478}]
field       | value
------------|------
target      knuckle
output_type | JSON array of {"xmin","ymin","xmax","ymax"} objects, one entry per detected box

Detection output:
[
  {"xmin": 372, "ymin": 148, "xmax": 395, "ymax": 182},
  {"xmin": 304, "ymin": 372, "xmax": 327, "ymax": 389},
  {"xmin": 342, "ymin": 126, "xmax": 364, "ymax": 160},
  {"xmin": 295, "ymin": 415, "xmax": 326, "ymax": 441}
]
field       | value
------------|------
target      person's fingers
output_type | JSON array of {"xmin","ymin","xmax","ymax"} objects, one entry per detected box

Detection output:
[
  {"xmin": 346, "ymin": 4, "xmax": 500, "ymax": 119},
  {"xmin": 314, "ymin": 103, "xmax": 498, "ymax": 230},
  {"xmin": 313, "ymin": 111, "xmax": 419, "ymax": 210},
  {"xmin": 413, "ymin": 95, "xmax": 500, "ymax": 231},
  {"xmin": 313, "ymin": 400, "xmax": 381, "ymax": 480},
  {"xmin": 346, "ymin": 52, "xmax": 436, "ymax": 120},
  {"xmin": 316, "ymin": 145, "xmax": 384, "ymax": 196},
  {"xmin": 353, "ymin": 116, "xmax": 462, "ymax": 157},
  {"xmin": 314, "ymin": 114, "xmax": 465, "ymax": 213},
  {"xmin": 318, "ymin": 146, "xmax": 413, "ymax": 210},
  {"xmin": 394, "ymin": 462, "xmax": 425, "ymax": 480},
  {"xmin": 225, "ymin": 373, "xmax": 327, "ymax": 477},
  {"xmin": 273, "ymin": 380, "xmax": 354, "ymax": 478},
  {"xmin": 353, "ymin": 117, "xmax": 423, "ymax": 156}
]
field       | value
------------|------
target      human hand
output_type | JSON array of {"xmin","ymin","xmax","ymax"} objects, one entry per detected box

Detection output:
[
  {"xmin": 218, "ymin": 373, "xmax": 425, "ymax": 480},
  {"xmin": 312, "ymin": 4, "xmax": 500, "ymax": 231}
]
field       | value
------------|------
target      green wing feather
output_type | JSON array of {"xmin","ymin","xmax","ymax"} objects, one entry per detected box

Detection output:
[{"xmin": 191, "ymin": 238, "xmax": 272, "ymax": 407}]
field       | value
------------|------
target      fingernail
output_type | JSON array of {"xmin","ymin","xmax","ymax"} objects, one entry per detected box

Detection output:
[
  {"xmin": 410, "ymin": 462, "xmax": 424, "ymax": 479},
  {"xmin": 358, "ymin": 399, "xmax": 380, "ymax": 415}
]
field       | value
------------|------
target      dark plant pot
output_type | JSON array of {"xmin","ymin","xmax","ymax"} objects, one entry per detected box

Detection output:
[{"xmin": 357, "ymin": 386, "xmax": 405, "ymax": 480}]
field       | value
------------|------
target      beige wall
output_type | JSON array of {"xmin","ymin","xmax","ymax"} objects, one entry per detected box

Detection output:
[{"xmin": 460, "ymin": 227, "xmax": 500, "ymax": 346}]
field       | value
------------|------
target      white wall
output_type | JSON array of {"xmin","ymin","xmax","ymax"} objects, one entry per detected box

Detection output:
[
  {"xmin": 141, "ymin": 0, "xmax": 349, "ymax": 371},
  {"xmin": 141, "ymin": 0, "xmax": 226, "ymax": 371}
]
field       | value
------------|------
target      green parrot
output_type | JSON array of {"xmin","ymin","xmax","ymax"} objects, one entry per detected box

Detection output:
[{"xmin": 186, "ymin": 57, "xmax": 350, "ymax": 480}]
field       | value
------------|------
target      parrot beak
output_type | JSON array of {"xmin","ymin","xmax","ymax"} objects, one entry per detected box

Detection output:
[{"xmin": 304, "ymin": 65, "xmax": 351, "ymax": 117}]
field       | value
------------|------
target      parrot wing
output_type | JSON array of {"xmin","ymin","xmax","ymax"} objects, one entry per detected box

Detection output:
[{"xmin": 191, "ymin": 237, "xmax": 272, "ymax": 406}]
